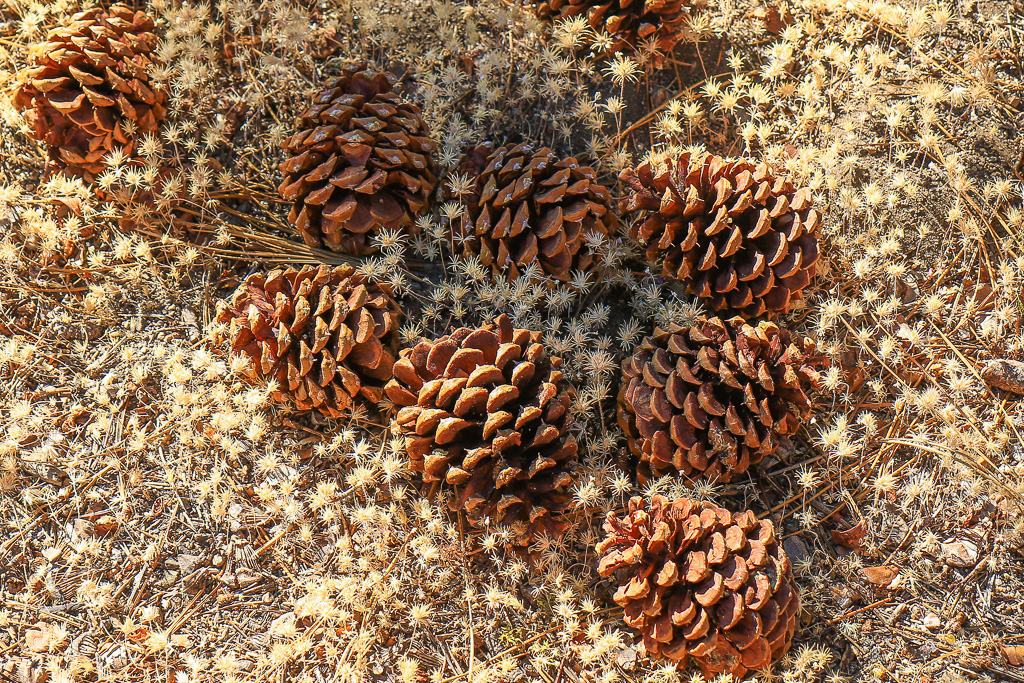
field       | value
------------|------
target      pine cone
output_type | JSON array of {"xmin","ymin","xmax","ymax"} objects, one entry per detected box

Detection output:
[
  {"xmin": 217, "ymin": 264, "xmax": 401, "ymax": 418},
  {"xmin": 450, "ymin": 143, "xmax": 615, "ymax": 283},
  {"xmin": 597, "ymin": 495, "xmax": 800, "ymax": 678},
  {"xmin": 279, "ymin": 64, "xmax": 436, "ymax": 256},
  {"xmin": 13, "ymin": 4, "xmax": 166, "ymax": 182},
  {"xmin": 384, "ymin": 315, "xmax": 578, "ymax": 539},
  {"xmin": 621, "ymin": 151, "xmax": 821, "ymax": 317},
  {"xmin": 534, "ymin": 0, "xmax": 692, "ymax": 67},
  {"xmin": 618, "ymin": 316, "xmax": 821, "ymax": 484}
]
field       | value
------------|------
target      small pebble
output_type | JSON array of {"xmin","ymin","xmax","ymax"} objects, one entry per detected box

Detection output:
[
  {"xmin": 981, "ymin": 359, "xmax": 1024, "ymax": 394},
  {"xmin": 783, "ymin": 536, "xmax": 809, "ymax": 564}
]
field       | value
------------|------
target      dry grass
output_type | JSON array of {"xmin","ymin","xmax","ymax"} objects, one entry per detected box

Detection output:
[{"xmin": 1, "ymin": 0, "xmax": 1024, "ymax": 682}]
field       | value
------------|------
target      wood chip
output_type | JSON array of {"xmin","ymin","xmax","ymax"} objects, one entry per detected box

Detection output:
[{"xmin": 941, "ymin": 538, "xmax": 979, "ymax": 567}]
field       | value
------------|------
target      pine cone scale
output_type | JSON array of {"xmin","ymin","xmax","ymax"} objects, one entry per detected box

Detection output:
[
  {"xmin": 620, "ymin": 317, "xmax": 821, "ymax": 483},
  {"xmin": 623, "ymin": 152, "xmax": 822, "ymax": 317},
  {"xmin": 15, "ymin": 5, "xmax": 165, "ymax": 181},
  {"xmin": 279, "ymin": 65, "xmax": 434, "ymax": 255},
  {"xmin": 599, "ymin": 497, "xmax": 799, "ymax": 678}
]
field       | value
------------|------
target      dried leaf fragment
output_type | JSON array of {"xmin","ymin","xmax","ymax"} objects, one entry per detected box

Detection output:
[
  {"xmin": 25, "ymin": 622, "xmax": 58, "ymax": 653},
  {"xmin": 999, "ymin": 644, "xmax": 1024, "ymax": 666},
  {"xmin": 830, "ymin": 520, "xmax": 866, "ymax": 550},
  {"xmin": 941, "ymin": 538, "xmax": 979, "ymax": 568},
  {"xmin": 859, "ymin": 565, "xmax": 897, "ymax": 586},
  {"xmin": 746, "ymin": 5, "xmax": 794, "ymax": 34},
  {"xmin": 94, "ymin": 514, "xmax": 118, "ymax": 536}
]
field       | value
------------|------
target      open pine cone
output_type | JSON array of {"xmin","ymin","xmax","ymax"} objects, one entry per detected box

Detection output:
[
  {"xmin": 279, "ymin": 63, "xmax": 436, "ymax": 256},
  {"xmin": 384, "ymin": 315, "xmax": 578, "ymax": 539},
  {"xmin": 534, "ymin": 0, "xmax": 692, "ymax": 67},
  {"xmin": 450, "ymin": 143, "xmax": 615, "ymax": 283},
  {"xmin": 13, "ymin": 4, "xmax": 166, "ymax": 182},
  {"xmin": 618, "ymin": 316, "xmax": 821, "ymax": 484},
  {"xmin": 621, "ymin": 151, "xmax": 821, "ymax": 318},
  {"xmin": 597, "ymin": 495, "xmax": 800, "ymax": 678},
  {"xmin": 217, "ymin": 264, "xmax": 401, "ymax": 418}
]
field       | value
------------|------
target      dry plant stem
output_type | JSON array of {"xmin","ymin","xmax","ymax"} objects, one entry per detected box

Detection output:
[
  {"xmin": 849, "ymin": 7, "xmax": 1018, "ymax": 115},
  {"xmin": 825, "ymin": 598, "xmax": 895, "ymax": 626},
  {"xmin": 436, "ymin": 607, "xmax": 621, "ymax": 683},
  {"xmin": 457, "ymin": 513, "xmax": 474, "ymax": 682},
  {"xmin": 928, "ymin": 319, "xmax": 1024, "ymax": 446},
  {"xmin": 839, "ymin": 316, "xmax": 1010, "ymax": 494},
  {"xmin": 330, "ymin": 528, "xmax": 416, "ymax": 676},
  {"xmin": 884, "ymin": 438, "xmax": 1022, "ymax": 507},
  {"xmin": 614, "ymin": 70, "xmax": 758, "ymax": 143}
]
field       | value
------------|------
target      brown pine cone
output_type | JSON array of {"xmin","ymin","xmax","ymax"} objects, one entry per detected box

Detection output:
[
  {"xmin": 618, "ymin": 316, "xmax": 821, "ymax": 484},
  {"xmin": 450, "ymin": 143, "xmax": 615, "ymax": 283},
  {"xmin": 621, "ymin": 151, "xmax": 821, "ymax": 318},
  {"xmin": 384, "ymin": 315, "xmax": 578, "ymax": 539},
  {"xmin": 13, "ymin": 4, "xmax": 167, "ymax": 182},
  {"xmin": 534, "ymin": 0, "xmax": 692, "ymax": 67},
  {"xmin": 217, "ymin": 264, "xmax": 401, "ymax": 418},
  {"xmin": 279, "ymin": 63, "xmax": 436, "ymax": 256},
  {"xmin": 597, "ymin": 495, "xmax": 800, "ymax": 678}
]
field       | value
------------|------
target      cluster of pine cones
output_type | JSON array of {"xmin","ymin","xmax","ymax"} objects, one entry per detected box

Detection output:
[
  {"xmin": 213, "ymin": 287, "xmax": 817, "ymax": 679},
  {"xmin": 277, "ymin": 67, "xmax": 620, "ymax": 282},
  {"xmin": 13, "ymin": 3, "xmax": 824, "ymax": 679}
]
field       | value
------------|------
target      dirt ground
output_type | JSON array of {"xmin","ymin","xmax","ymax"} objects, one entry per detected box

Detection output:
[{"xmin": 2, "ymin": 0, "xmax": 1024, "ymax": 682}]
